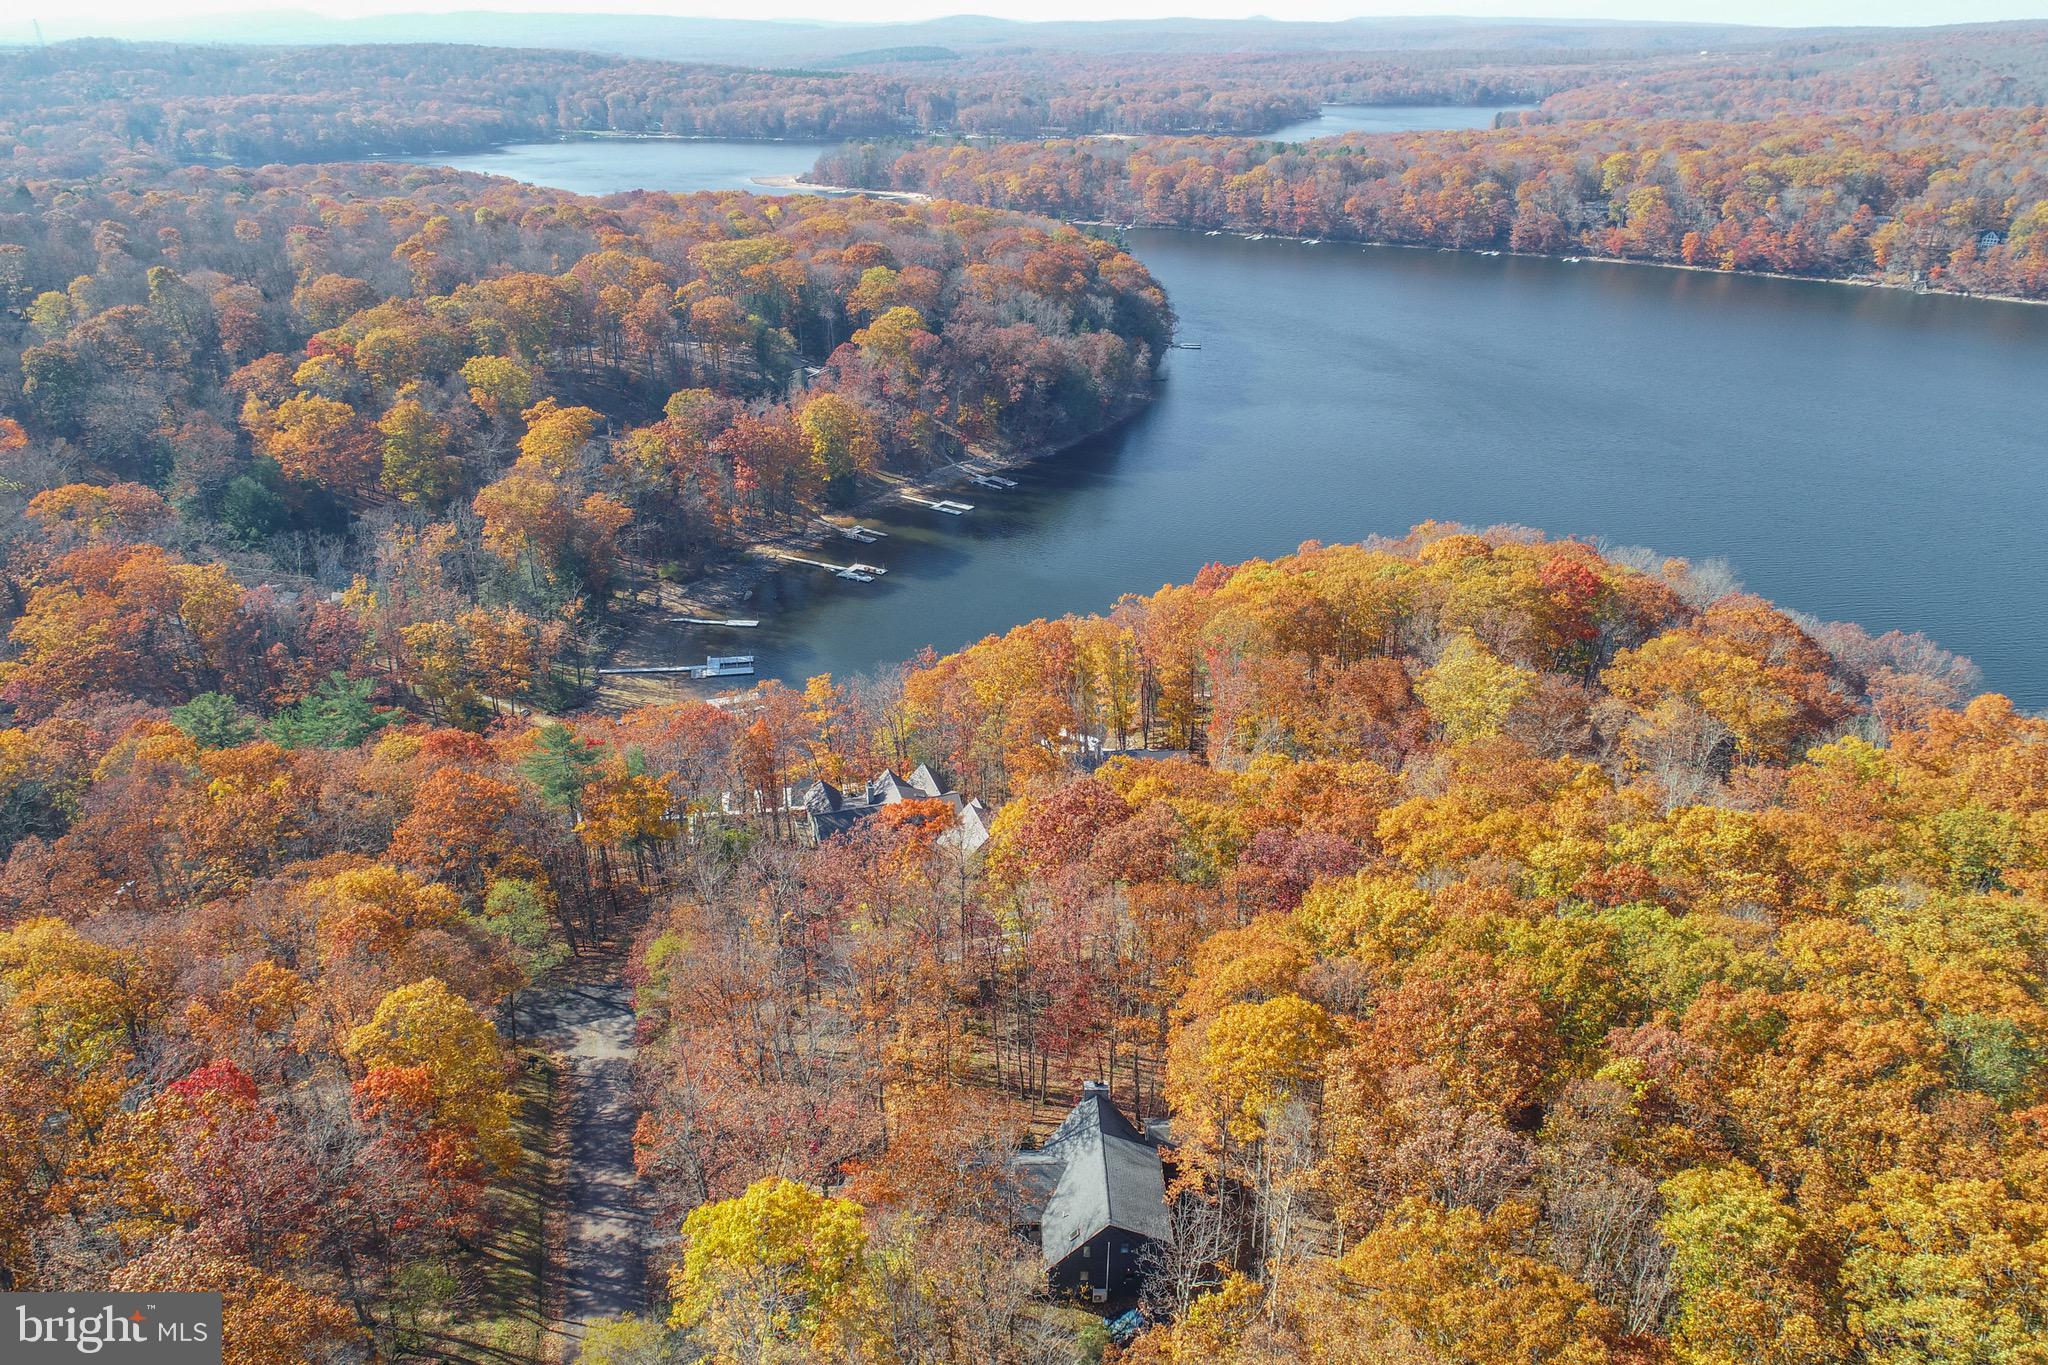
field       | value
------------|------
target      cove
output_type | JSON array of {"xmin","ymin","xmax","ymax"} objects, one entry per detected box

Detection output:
[
  {"xmin": 406, "ymin": 142, "xmax": 2048, "ymax": 708},
  {"xmin": 1263, "ymin": 104, "xmax": 1535, "ymax": 141},
  {"xmin": 408, "ymin": 136, "xmax": 840, "ymax": 195}
]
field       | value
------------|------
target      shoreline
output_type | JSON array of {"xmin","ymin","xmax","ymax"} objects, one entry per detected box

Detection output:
[
  {"xmin": 748, "ymin": 173, "xmax": 930, "ymax": 202},
  {"xmin": 1072, "ymin": 219, "xmax": 2048, "ymax": 310},
  {"xmin": 592, "ymin": 390, "xmax": 1156, "ymax": 707},
  {"xmin": 377, "ymin": 132, "xmax": 2038, "ymax": 310}
]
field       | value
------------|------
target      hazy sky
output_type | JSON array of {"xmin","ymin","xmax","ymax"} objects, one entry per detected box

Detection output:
[
  {"xmin": 28, "ymin": 0, "xmax": 2048, "ymax": 28},
  {"xmin": 22, "ymin": 0, "xmax": 2047, "ymax": 29}
]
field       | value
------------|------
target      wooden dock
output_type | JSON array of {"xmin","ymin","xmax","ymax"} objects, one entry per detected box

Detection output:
[
  {"xmin": 599, "ymin": 654, "xmax": 756, "ymax": 679},
  {"xmin": 818, "ymin": 518, "xmax": 888, "ymax": 543},
  {"xmin": 678, "ymin": 616, "xmax": 760, "ymax": 628},
  {"xmin": 775, "ymin": 553, "xmax": 881, "ymax": 582},
  {"xmin": 902, "ymin": 492, "xmax": 975, "ymax": 515}
]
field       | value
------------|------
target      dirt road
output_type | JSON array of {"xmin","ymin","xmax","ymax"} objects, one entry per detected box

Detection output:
[{"xmin": 522, "ymin": 979, "xmax": 649, "ymax": 1347}]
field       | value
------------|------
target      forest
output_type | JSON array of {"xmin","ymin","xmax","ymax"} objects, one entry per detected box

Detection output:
[
  {"xmin": 0, "ymin": 160, "xmax": 1164, "ymax": 723},
  {"xmin": 11, "ymin": 31, "xmax": 2048, "ymax": 298},
  {"xmin": 814, "ymin": 25, "xmax": 2048, "ymax": 299},
  {"xmin": 21, "ymin": 22, "xmax": 2048, "ymax": 167},
  {"xmin": 1, "ymin": 516, "xmax": 2043, "ymax": 1362},
  {"xmin": 3, "ymin": 15, "xmax": 2048, "ymax": 1365},
  {"xmin": 0, "ymin": 39, "xmax": 1594, "ymax": 164}
]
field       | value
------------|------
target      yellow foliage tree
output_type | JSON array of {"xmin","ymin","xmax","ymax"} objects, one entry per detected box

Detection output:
[
  {"xmin": 668, "ymin": 1177, "xmax": 880, "ymax": 1363},
  {"xmin": 1417, "ymin": 634, "xmax": 1535, "ymax": 743},
  {"xmin": 344, "ymin": 977, "xmax": 517, "ymax": 1169}
]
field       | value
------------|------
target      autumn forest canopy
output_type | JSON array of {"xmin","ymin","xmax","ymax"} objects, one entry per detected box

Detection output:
[
  {"xmin": 1, "ymin": 13, "xmax": 2047, "ymax": 1365},
  {"xmin": 815, "ymin": 25, "xmax": 2048, "ymax": 298},
  {"xmin": 6, "ymin": 23, "xmax": 2048, "ymax": 295},
  {"xmin": 2, "ymin": 515, "xmax": 2045, "ymax": 1362}
]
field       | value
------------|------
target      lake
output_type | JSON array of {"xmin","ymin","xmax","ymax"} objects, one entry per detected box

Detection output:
[
  {"xmin": 415, "ymin": 106, "xmax": 1531, "ymax": 193},
  {"xmin": 418, "ymin": 141, "xmax": 2048, "ymax": 708},
  {"xmin": 1263, "ymin": 104, "xmax": 1535, "ymax": 141},
  {"xmin": 408, "ymin": 136, "xmax": 839, "ymax": 195}
]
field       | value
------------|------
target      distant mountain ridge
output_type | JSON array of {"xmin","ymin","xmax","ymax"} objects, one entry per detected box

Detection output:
[{"xmin": 6, "ymin": 10, "xmax": 1938, "ymax": 66}]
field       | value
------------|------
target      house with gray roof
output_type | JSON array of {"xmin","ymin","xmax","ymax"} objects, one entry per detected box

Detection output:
[
  {"xmin": 1010, "ymin": 1082, "xmax": 1173, "ymax": 1303},
  {"xmin": 793, "ymin": 766, "xmax": 993, "ymax": 854}
]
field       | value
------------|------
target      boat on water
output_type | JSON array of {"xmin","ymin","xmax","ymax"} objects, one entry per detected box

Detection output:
[{"xmin": 701, "ymin": 655, "xmax": 757, "ymax": 677}]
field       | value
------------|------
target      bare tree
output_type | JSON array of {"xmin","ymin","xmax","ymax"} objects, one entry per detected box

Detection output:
[{"xmin": 1140, "ymin": 1192, "xmax": 1234, "ymax": 1323}]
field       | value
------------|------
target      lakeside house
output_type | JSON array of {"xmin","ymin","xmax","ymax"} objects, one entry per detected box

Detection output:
[
  {"xmin": 1011, "ymin": 1082, "xmax": 1174, "ymax": 1304},
  {"xmin": 792, "ymin": 765, "xmax": 994, "ymax": 853}
]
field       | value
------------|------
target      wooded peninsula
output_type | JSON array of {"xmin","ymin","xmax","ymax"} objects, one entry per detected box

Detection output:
[{"xmin": 1, "ymin": 16, "xmax": 2045, "ymax": 1365}]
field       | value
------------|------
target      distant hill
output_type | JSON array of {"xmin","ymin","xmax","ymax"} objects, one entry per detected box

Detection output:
[
  {"xmin": 7, "ymin": 10, "xmax": 1897, "ymax": 67},
  {"xmin": 833, "ymin": 46, "xmax": 964, "ymax": 66}
]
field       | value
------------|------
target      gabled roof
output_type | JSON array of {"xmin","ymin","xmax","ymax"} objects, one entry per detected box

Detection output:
[
  {"xmin": 1013, "ymin": 1085, "xmax": 1173, "ymax": 1268},
  {"xmin": 800, "ymin": 779, "xmax": 845, "ymax": 813},
  {"xmin": 800, "ymin": 768, "xmax": 991, "ymax": 849},
  {"xmin": 946, "ymin": 797, "xmax": 993, "ymax": 855}
]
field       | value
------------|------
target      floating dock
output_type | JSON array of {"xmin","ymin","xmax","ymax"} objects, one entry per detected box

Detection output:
[
  {"xmin": 776, "ymin": 553, "xmax": 880, "ymax": 582},
  {"xmin": 599, "ymin": 654, "xmax": 757, "ymax": 679},
  {"xmin": 902, "ymin": 493, "xmax": 974, "ymax": 514},
  {"xmin": 678, "ymin": 616, "xmax": 760, "ymax": 628},
  {"xmin": 966, "ymin": 473, "xmax": 1018, "ymax": 489},
  {"xmin": 818, "ymin": 518, "xmax": 888, "ymax": 543}
]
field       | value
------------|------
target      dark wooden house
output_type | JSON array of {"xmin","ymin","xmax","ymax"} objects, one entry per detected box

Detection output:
[{"xmin": 1011, "ymin": 1083, "xmax": 1173, "ymax": 1304}]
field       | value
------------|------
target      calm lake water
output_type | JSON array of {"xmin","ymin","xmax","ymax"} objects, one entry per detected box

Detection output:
[
  {"xmin": 1264, "ymin": 104, "xmax": 1534, "ymax": 141},
  {"xmin": 408, "ymin": 137, "xmax": 839, "ymax": 194},
  {"xmin": 418, "ymin": 142, "xmax": 2048, "ymax": 708}
]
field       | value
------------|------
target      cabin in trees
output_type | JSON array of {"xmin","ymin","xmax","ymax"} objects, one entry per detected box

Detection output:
[
  {"xmin": 792, "ymin": 765, "xmax": 993, "ymax": 853},
  {"xmin": 1011, "ymin": 1083, "xmax": 1174, "ymax": 1304}
]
